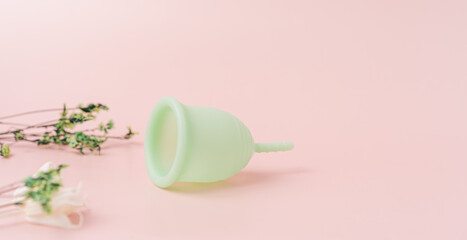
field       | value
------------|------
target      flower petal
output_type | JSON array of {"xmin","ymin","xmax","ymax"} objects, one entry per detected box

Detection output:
[
  {"xmin": 32, "ymin": 161, "xmax": 54, "ymax": 177},
  {"xmin": 25, "ymin": 211, "xmax": 83, "ymax": 229}
]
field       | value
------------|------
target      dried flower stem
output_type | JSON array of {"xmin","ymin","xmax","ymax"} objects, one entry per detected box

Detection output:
[
  {"xmin": 0, "ymin": 103, "xmax": 137, "ymax": 157},
  {"xmin": 0, "ymin": 208, "xmax": 24, "ymax": 218},
  {"xmin": 0, "ymin": 199, "xmax": 23, "ymax": 208}
]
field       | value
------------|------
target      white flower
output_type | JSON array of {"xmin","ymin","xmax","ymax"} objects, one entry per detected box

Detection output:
[
  {"xmin": 12, "ymin": 161, "xmax": 86, "ymax": 229},
  {"xmin": 13, "ymin": 161, "xmax": 55, "ymax": 201},
  {"xmin": 34, "ymin": 161, "xmax": 54, "ymax": 177},
  {"xmin": 22, "ymin": 183, "xmax": 85, "ymax": 229},
  {"xmin": 13, "ymin": 161, "xmax": 55, "ymax": 200}
]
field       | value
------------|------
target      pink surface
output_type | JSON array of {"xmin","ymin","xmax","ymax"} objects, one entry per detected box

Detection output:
[{"xmin": 1, "ymin": 0, "xmax": 467, "ymax": 239}]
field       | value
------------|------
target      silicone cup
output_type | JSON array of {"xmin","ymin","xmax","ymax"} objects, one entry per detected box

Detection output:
[{"xmin": 145, "ymin": 97, "xmax": 294, "ymax": 188}]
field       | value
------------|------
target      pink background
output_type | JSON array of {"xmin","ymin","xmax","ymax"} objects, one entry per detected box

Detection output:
[{"xmin": 1, "ymin": 0, "xmax": 466, "ymax": 239}]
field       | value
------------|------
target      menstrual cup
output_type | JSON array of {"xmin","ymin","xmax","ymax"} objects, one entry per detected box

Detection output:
[{"xmin": 145, "ymin": 97, "xmax": 294, "ymax": 188}]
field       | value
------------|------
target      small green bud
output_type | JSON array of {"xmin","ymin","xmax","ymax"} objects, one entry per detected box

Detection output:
[
  {"xmin": 1, "ymin": 144, "xmax": 10, "ymax": 157},
  {"xmin": 99, "ymin": 123, "xmax": 106, "ymax": 132}
]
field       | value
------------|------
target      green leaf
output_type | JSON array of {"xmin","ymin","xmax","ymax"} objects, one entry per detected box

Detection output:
[
  {"xmin": 78, "ymin": 103, "xmax": 109, "ymax": 113},
  {"xmin": 60, "ymin": 104, "xmax": 68, "ymax": 118},
  {"xmin": 106, "ymin": 120, "xmax": 114, "ymax": 130},
  {"xmin": 99, "ymin": 123, "xmax": 107, "ymax": 133},
  {"xmin": 13, "ymin": 130, "xmax": 24, "ymax": 141}
]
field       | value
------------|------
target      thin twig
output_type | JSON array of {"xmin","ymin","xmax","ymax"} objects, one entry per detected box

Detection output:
[
  {"xmin": 0, "ymin": 198, "xmax": 24, "ymax": 209},
  {"xmin": 0, "ymin": 180, "xmax": 23, "ymax": 192},
  {"xmin": 0, "ymin": 108, "xmax": 78, "ymax": 120},
  {"xmin": 0, "ymin": 133, "xmax": 127, "ymax": 141},
  {"xmin": 30, "ymin": 119, "xmax": 59, "ymax": 128},
  {"xmin": 0, "ymin": 121, "xmax": 29, "ymax": 126},
  {"xmin": 0, "ymin": 123, "xmax": 56, "ymax": 136},
  {"xmin": 0, "ymin": 187, "xmax": 21, "ymax": 196},
  {"xmin": 0, "ymin": 119, "xmax": 58, "ymax": 137}
]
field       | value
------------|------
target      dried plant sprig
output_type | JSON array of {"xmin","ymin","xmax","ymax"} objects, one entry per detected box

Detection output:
[{"xmin": 0, "ymin": 103, "xmax": 137, "ymax": 157}]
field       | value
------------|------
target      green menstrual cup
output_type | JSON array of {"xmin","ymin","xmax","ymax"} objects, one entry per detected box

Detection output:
[{"xmin": 145, "ymin": 96, "xmax": 294, "ymax": 188}]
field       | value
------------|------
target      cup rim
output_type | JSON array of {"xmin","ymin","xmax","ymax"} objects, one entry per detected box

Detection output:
[{"xmin": 145, "ymin": 96, "xmax": 187, "ymax": 188}]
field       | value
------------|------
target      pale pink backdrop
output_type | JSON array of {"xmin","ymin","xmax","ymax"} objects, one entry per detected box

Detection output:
[{"xmin": 1, "ymin": 0, "xmax": 466, "ymax": 239}]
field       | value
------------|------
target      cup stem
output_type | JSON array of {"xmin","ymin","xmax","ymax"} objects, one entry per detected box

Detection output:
[{"xmin": 254, "ymin": 142, "xmax": 294, "ymax": 153}]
